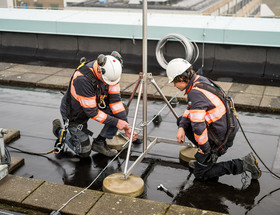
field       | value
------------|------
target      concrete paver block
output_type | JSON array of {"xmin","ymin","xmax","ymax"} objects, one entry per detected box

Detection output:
[
  {"xmin": 9, "ymin": 157, "xmax": 24, "ymax": 173},
  {"xmin": 55, "ymin": 68, "xmax": 74, "ymax": 77},
  {"xmin": 120, "ymin": 81, "xmax": 135, "ymax": 93},
  {"xmin": 215, "ymin": 81, "xmax": 232, "ymax": 94},
  {"xmin": 167, "ymin": 204, "xmax": 227, "ymax": 215},
  {"xmin": 228, "ymin": 83, "xmax": 249, "ymax": 93},
  {"xmin": 36, "ymin": 75, "xmax": 70, "ymax": 90},
  {"xmin": 0, "ymin": 70, "xmax": 28, "ymax": 81},
  {"xmin": 28, "ymin": 66, "xmax": 63, "ymax": 75},
  {"xmin": 155, "ymin": 86, "xmax": 185, "ymax": 101},
  {"xmin": 3, "ymin": 65, "xmax": 38, "ymax": 73},
  {"xmin": 119, "ymin": 73, "xmax": 139, "ymax": 83},
  {"xmin": 232, "ymin": 93, "xmax": 262, "ymax": 110},
  {"xmin": 7, "ymin": 73, "xmax": 49, "ymax": 85},
  {"xmin": 259, "ymin": 96, "xmax": 280, "ymax": 113},
  {"xmin": 87, "ymin": 192, "xmax": 169, "ymax": 215},
  {"xmin": 264, "ymin": 86, "xmax": 280, "ymax": 96},
  {"xmin": 4, "ymin": 129, "xmax": 20, "ymax": 144},
  {"xmin": 0, "ymin": 62, "xmax": 14, "ymax": 71},
  {"xmin": 0, "ymin": 175, "xmax": 44, "ymax": 203},
  {"xmin": 22, "ymin": 181, "xmax": 103, "ymax": 214},
  {"xmin": 243, "ymin": 84, "xmax": 265, "ymax": 95}
]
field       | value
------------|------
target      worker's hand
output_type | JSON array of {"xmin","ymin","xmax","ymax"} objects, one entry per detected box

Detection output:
[
  {"xmin": 176, "ymin": 127, "xmax": 185, "ymax": 143},
  {"xmin": 116, "ymin": 119, "xmax": 130, "ymax": 130},
  {"xmin": 124, "ymin": 127, "xmax": 138, "ymax": 142}
]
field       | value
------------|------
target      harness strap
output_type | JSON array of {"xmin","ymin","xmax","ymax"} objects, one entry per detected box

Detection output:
[{"xmin": 195, "ymin": 80, "xmax": 236, "ymax": 155}]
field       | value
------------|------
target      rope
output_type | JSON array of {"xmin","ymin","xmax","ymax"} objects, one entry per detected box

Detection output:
[
  {"xmin": 7, "ymin": 145, "xmax": 54, "ymax": 156},
  {"xmin": 54, "ymin": 140, "xmax": 129, "ymax": 214},
  {"xmin": 234, "ymin": 111, "xmax": 280, "ymax": 180}
]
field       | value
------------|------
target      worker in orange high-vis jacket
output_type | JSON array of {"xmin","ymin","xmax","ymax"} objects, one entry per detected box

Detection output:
[
  {"xmin": 166, "ymin": 58, "xmax": 261, "ymax": 181},
  {"xmin": 52, "ymin": 51, "xmax": 138, "ymax": 157}
]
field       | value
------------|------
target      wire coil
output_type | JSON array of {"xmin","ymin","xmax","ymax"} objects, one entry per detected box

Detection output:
[{"xmin": 156, "ymin": 33, "xmax": 199, "ymax": 69}]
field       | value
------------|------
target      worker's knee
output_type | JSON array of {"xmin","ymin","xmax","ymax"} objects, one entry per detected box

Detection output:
[{"xmin": 79, "ymin": 139, "xmax": 91, "ymax": 157}]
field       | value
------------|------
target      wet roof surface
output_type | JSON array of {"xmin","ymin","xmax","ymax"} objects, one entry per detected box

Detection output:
[{"xmin": 1, "ymin": 85, "xmax": 280, "ymax": 215}]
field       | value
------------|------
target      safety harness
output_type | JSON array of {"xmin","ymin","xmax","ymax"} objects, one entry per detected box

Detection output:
[
  {"xmin": 54, "ymin": 60, "xmax": 108, "ymax": 154},
  {"xmin": 195, "ymin": 79, "xmax": 236, "ymax": 156}
]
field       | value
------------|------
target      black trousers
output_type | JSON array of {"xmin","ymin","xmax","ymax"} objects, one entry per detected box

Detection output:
[
  {"xmin": 193, "ymin": 159, "xmax": 244, "ymax": 181},
  {"xmin": 178, "ymin": 118, "xmax": 243, "ymax": 181}
]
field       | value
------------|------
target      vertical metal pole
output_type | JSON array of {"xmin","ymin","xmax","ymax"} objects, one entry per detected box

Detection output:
[{"xmin": 142, "ymin": 0, "xmax": 148, "ymax": 151}]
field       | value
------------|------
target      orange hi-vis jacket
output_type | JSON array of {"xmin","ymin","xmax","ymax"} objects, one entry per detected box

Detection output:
[
  {"xmin": 60, "ymin": 60, "xmax": 127, "ymax": 126},
  {"xmin": 178, "ymin": 74, "xmax": 239, "ymax": 154}
]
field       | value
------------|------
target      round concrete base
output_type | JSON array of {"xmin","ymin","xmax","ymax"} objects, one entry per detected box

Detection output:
[
  {"xmin": 103, "ymin": 173, "xmax": 144, "ymax": 197},
  {"xmin": 179, "ymin": 147, "xmax": 198, "ymax": 162},
  {"xmin": 106, "ymin": 134, "xmax": 128, "ymax": 151}
]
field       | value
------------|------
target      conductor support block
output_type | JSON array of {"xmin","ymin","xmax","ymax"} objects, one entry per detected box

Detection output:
[{"xmin": 0, "ymin": 164, "xmax": 8, "ymax": 181}]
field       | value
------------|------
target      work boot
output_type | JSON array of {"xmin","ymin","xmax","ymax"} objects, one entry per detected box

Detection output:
[
  {"xmin": 52, "ymin": 119, "xmax": 62, "ymax": 138},
  {"xmin": 241, "ymin": 152, "xmax": 262, "ymax": 180},
  {"xmin": 92, "ymin": 138, "xmax": 118, "ymax": 157}
]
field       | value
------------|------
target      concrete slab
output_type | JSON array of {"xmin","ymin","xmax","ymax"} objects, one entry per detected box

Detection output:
[
  {"xmin": 120, "ymin": 81, "xmax": 135, "ymax": 94},
  {"xmin": 87, "ymin": 192, "xmax": 169, "ymax": 215},
  {"xmin": 243, "ymin": 84, "xmax": 265, "ymax": 95},
  {"xmin": 259, "ymin": 95, "xmax": 280, "ymax": 113},
  {"xmin": 22, "ymin": 181, "xmax": 103, "ymax": 214},
  {"xmin": 0, "ymin": 174, "xmax": 44, "ymax": 203},
  {"xmin": 3, "ymin": 129, "xmax": 20, "ymax": 144},
  {"xmin": 264, "ymin": 86, "xmax": 280, "ymax": 96},
  {"xmin": 167, "ymin": 204, "xmax": 227, "ymax": 215},
  {"xmin": 9, "ymin": 157, "xmax": 24, "ymax": 173},
  {"xmin": 36, "ymin": 75, "xmax": 69, "ymax": 90},
  {"xmin": 228, "ymin": 83, "xmax": 249, "ymax": 93},
  {"xmin": 7, "ymin": 73, "xmax": 49, "ymax": 85},
  {"xmin": 55, "ymin": 68, "xmax": 74, "ymax": 77},
  {"xmin": 215, "ymin": 81, "xmax": 233, "ymax": 94},
  {"xmin": 0, "ymin": 70, "xmax": 29, "ymax": 81},
  {"xmin": 0, "ymin": 62, "xmax": 14, "ymax": 71},
  {"xmin": 120, "ymin": 73, "xmax": 139, "ymax": 83},
  {"xmin": 3, "ymin": 65, "xmax": 38, "ymax": 73},
  {"xmin": 157, "ymin": 86, "xmax": 185, "ymax": 102},
  {"xmin": 229, "ymin": 93, "xmax": 262, "ymax": 111},
  {"xmin": 28, "ymin": 66, "xmax": 64, "ymax": 75}
]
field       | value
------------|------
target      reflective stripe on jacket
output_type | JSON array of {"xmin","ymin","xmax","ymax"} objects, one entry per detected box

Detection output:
[{"xmin": 179, "ymin": 74, "xmax": 232, "ymax": 153}]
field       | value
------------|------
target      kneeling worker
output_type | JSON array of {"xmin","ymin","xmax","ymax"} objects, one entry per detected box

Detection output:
[
  {"xmin": 166, "ymin": 58, "xmax": 261, "ymax": 181},
  {"xmin": 53, "ymin": 51, "xmax": 137, "ymax": 157}
]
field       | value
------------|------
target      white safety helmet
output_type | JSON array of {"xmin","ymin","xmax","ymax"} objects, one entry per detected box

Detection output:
[
  {"xmin": 97, "ymin": 54, "xmax": 122, "ymax": 85},
  {"xmin": 166, "ymin": 58, "xmax": 192, "ymax": 83}
]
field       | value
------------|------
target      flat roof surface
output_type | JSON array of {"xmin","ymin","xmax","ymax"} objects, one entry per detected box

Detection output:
[{"xmin": 0, "ymin": 62, "xmax": 280, "ymax": 214}]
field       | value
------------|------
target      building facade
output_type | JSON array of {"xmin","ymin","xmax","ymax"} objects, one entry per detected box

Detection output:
[
  {"xmin": 202, "ymin": 0, "xmax": 261, "ymax": 17},
  {"xmin": 15, "ymin": 0, "xmax": 64, "ymax": 9}
]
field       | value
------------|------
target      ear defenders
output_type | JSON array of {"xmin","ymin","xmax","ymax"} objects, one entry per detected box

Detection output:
[
  {"xmin": 110, "ymin": 51, "xmax": 123, "ymax": 66},
  {"xmin": 97, "ymin": 54, "xmax": 107, "ymax": 74}
]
